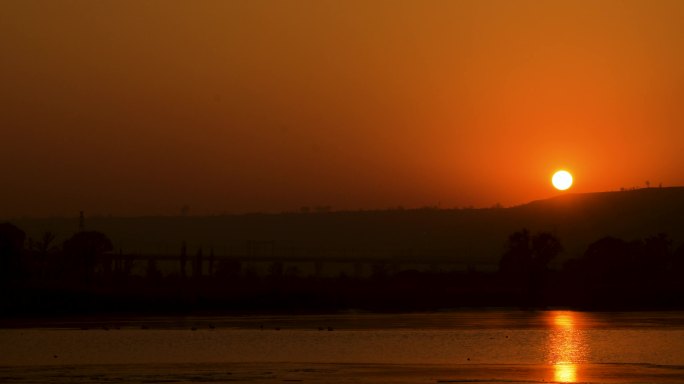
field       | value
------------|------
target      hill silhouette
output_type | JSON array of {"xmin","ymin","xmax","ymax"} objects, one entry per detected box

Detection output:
[
  {"xmin": 10, "ymin": 187, "xmax": 684, "ymax": 269},
  {"xmin": 2, "ymin": 187, "xmax": 683, "ymax": 314}
]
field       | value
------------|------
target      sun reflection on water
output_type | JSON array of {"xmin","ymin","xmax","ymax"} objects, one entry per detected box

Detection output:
[
  {"xmin": 547, "ymin": 311, "xmax": 588, "ymax": 383},
  {"xmin": 554, "ymin": 362, "xmax": 577, "ymax": 383},
  {"xmin": 554, "ymin": 313, "xmax": 574, "ymax": 328}
]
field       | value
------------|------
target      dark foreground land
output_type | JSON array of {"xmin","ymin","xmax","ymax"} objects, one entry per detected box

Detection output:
[
  {"xmin": 2, "ymin": 188, "xmax": 684, "ymax": 316},
  {"xmin": 1, "ymin": 263, "xmax": 683, "ymax": 317},
  {"xmin": 1, "ymin": 235, "xmax": 683, "ymax": 316}
]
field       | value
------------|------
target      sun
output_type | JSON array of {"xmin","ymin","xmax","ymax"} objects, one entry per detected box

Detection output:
[{"xmin": 552, "ymin": 170, "xmax": 573, "ymax": 191}]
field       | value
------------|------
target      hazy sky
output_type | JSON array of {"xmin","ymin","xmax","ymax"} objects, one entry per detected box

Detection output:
[{"xmin": 2, "ymin": 0, "xmax": 684, "ymax": 217}]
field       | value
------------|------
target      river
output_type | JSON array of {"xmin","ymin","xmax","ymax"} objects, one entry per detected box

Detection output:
[{"xmin": 1, "ymin": 310, "xmax": 682, "ymax": 383}]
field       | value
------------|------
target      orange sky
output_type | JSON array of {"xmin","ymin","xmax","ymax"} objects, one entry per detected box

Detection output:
[{"xmin": 2, "ymin": 0, "xmax": 684, "ymax": 217}]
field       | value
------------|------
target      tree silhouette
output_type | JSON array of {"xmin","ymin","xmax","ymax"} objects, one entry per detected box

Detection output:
[
  {"xmin": 500, "ymin": 230, "xmax": 562, "ymax": 274},
  {"xmin": 31, "ymin": 231, "xmax": 58, "ymax": 279},
  {"xmin": 673, "ymin": 243, "xmax": 684, "ymax": 275},
  {"xmin": 640, "ymin": 233, "xmax": 671, "ymax": 277},
  {"xmin": 62, "ymin": 231, "xmax": 113, "ymax": 283},
  {"xmin": 531, "ymin": 232, "xmax": 563, "ymax": 268},
  {"xmin": 0, "ymin": 223, "xmax": 26, "ymax": 283},
  {"xmin": 34, "ymin": 231, "xmax": 57, "ymax": 255},
  {"xmin": 499, "ymin": 229, "xmax": 562, "ymax": 306},
  {"xmin": 577, "ymin": 234, "xmax": 672, "ymax": 285},
  {"xmin": 499, "ymin": 229, "xmax": 532, "ymax": 277},
  {"xmin": 580, "ymin": 236, "xmax": 631, "ymax": 283},
  {"xmin": 562, "ymin": 233, "xmax": 681, "ymax": 307}
]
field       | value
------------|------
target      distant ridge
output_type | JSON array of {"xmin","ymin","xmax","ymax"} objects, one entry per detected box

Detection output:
[
  {"xmin": 524, "ymin": 185, "xmax": 684, "ymax": 209},
  {"xmin": 509, "ymin": 186, "xmax": 684, "ymax": 258},
  {"xmin": 10, "ymin": 187, "xmax": 684, "ymax": 269}
]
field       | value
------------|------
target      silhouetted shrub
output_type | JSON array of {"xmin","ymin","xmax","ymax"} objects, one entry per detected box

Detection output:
[
  {"xmin": 0, "ymin": 223, "xmax": 26, "ymax": 282},
  {"xmin": 62, "ymin": 231, "xmax": 113, "ymax": 283}
]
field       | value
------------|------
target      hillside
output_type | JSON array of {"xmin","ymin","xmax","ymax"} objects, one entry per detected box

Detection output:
[{"xmin": 10, "ymin": 187, "xmax": 684, "ymax": 269}]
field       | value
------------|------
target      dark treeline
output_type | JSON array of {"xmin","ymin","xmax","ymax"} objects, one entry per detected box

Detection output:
[
  {"xmin": 1, "ymin": 222, "xmax": 683, "ymax": 316},
  {"xmin": 498, "ymin": 230, "xmax": 684, "ymax": 309}
]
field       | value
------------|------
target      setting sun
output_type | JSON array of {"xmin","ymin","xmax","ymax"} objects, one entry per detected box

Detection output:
[{"xmin": 552, "ymin": 170, "xmax": 574, "ymax": 191}]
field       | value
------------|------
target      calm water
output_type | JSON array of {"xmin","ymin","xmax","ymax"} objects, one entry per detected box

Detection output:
[{"xmin": 1, "ymin": 311, "xmax": 683, "ymax": 383}]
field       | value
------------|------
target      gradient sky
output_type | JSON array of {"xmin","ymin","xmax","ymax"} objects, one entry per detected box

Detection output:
[{"xmin": 2, "ymin": 0, "xmax": 684, "ymax": 217}]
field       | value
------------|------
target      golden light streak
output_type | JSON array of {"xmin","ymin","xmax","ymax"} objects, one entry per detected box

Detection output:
[
  {"xmin": 546, "ymin": 311, "xmax": 588, "ymax": 383},
  {"xmin": 554, "ymin": 362, "xmax": 578, "ymax": 383}
]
